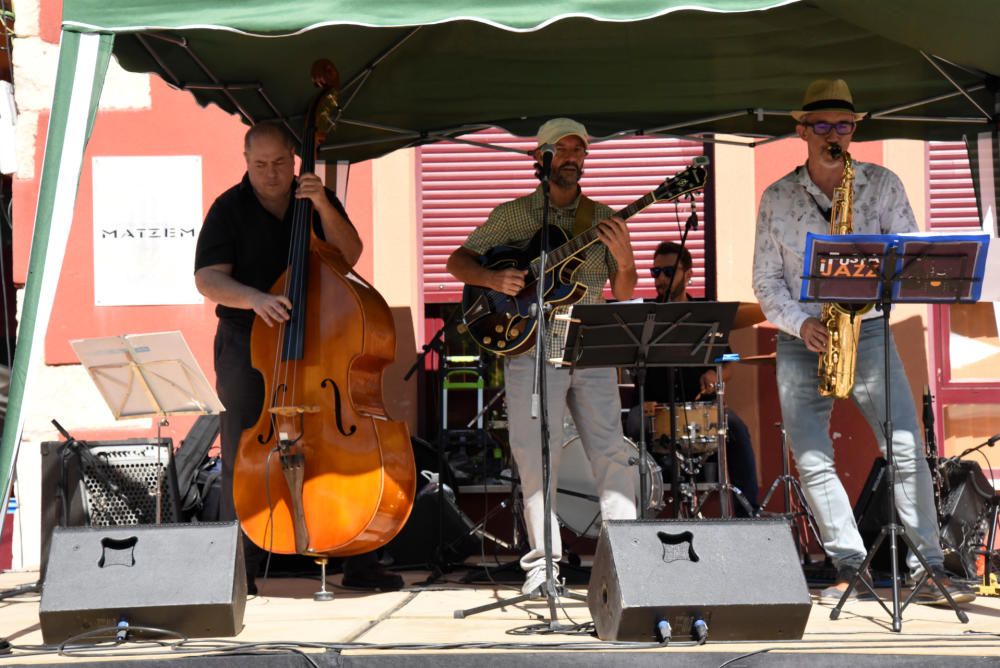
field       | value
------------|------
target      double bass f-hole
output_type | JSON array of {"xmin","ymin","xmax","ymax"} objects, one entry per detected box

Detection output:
[{"xmin": 322, "ymin": 378, "xmax": 357, "ymax": 437}]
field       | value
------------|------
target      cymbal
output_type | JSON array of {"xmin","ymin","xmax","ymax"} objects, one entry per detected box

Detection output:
[
  {"xmin": 735, "ymin": 353, "xmax": 777, "ymax": 366},
  {"xmin": 732, "ymin": 302, "xmax": 767, "ymax": 329}
]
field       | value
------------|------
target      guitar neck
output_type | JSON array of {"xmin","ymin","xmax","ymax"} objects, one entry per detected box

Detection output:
[{"xmin": 616, "ymin": 191, "xmax": 657, "ymax": 222}]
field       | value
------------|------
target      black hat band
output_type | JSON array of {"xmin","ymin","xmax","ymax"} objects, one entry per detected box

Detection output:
[{"xmin": 802, "ymin": 98, "xmax": 856, "ymax": 112}]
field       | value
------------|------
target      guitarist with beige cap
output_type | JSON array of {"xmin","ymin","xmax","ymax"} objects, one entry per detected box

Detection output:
[{"xmin": 447, "ymin": 118, "xmax": 638, "ymax": 597}]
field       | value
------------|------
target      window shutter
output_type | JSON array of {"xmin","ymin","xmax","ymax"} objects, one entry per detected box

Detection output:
[
  {"xmin": 927, "ymin": 141, "xmax": 979, "ymax": 231},
  {"xmin": 418, "ymin": 130, "xmax": 709, "ymax": 303}
]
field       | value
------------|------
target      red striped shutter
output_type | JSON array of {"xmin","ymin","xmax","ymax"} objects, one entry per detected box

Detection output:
[
  {"xmin": 927, "ymin": 141, "xmax": 980, "ymax": 231},
  {"xmin": 418, "ymin": 130, "xmax": 709, "ymax": 303}
]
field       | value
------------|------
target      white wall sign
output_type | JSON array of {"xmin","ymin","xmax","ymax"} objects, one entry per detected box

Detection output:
[{"xmin": 92, "ymin": 155, "xmax": 204, "ymax": 306}]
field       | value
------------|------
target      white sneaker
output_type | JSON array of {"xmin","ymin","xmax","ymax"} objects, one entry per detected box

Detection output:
[{"xmin": 521, "ymin": 565, "xmax": 558, "ymax": 597}]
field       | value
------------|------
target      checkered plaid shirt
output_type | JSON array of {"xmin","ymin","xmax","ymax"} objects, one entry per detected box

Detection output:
[{"xmin": 463, "ymin": 186, "xmax": 618, "ymax": 358}]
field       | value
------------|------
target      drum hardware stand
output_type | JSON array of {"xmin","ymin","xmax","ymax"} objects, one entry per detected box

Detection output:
[
  {"xmin": 694, "ymin": 363, "xmax": 754, "ymax": 518},
  {"xmin": 673, "ymin": 450, "xmax": 703, "ymax": 518},
  {"xmin": 760, "ymin": 422, "xmax": 824, "ymax": 563},
  {"xmin": 807, "ymin": 233, "xmax": 980, "ymax": 631}
]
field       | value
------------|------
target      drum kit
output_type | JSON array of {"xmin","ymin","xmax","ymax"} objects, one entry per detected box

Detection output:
[
  {"xmin": 488, "ymin": 388, "xmax": 740, "ymax": 542},
  {"xmin": 456, "ymin": 301, "xmax": 777, "ymax": 543}
]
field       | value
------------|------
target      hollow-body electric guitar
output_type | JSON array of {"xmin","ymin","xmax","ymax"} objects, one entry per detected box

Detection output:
[{"xmin": 461, "ymin": 157, "xmax": 709, "ymax": 356}]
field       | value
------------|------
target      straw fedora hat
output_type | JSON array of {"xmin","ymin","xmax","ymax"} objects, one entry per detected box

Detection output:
[{"xmin": 791, "ymin": 79, "xmax": 867, "ymax": 121}]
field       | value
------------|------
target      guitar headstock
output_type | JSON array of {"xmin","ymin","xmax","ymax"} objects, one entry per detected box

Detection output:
[{"xmin": 652, "ymin": 156, "xmax": 709, "ymax": 203}]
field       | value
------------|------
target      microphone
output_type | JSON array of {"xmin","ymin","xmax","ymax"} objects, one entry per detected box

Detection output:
[
  {"xmin": 537, "ymin": 143, "xmax": 555, "ymax": 181},
  {"xmin": 988, "ymin": 433, "xmax": 1000, "ymax": 446}
]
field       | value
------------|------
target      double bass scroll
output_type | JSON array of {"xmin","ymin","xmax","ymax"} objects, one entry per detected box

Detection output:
[{"xmin": 233, "ymin": 58, "xmax": 416, "ymax": 558}]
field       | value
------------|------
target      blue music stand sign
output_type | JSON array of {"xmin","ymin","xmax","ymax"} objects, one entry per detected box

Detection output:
[{"xmin": 801, "ymin": 232, "xmax": 990, "ymax": 304}]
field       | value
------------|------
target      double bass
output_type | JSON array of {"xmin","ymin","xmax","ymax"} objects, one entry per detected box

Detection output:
[{"xmin": 233, "ymin": 60, "xmax": 415, "ymax": 558}]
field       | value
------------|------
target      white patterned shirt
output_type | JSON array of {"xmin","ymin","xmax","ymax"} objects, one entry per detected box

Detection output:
[{"xmin": 752, "ymin": 161, "xmax": 918, "ymax": 337}]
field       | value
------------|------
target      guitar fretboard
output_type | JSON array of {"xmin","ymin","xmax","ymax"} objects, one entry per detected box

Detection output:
[{"xmin": 532, "ymin": 190, "xmax": 661, "ymax": 274}]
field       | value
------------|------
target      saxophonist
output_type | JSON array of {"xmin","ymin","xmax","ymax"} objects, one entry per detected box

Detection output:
[{"xmin": 751, "ymin": 79, "xmax": 973, "ymax": 605}]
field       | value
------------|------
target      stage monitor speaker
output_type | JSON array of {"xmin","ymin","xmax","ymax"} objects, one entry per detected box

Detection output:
[
  {"xmin": 587, "ymin": 519, "xmax": 811, "ymax": 641},
  {"xmin": 39, "ymin": 521, "xmax": 246, "ymax": 644}
]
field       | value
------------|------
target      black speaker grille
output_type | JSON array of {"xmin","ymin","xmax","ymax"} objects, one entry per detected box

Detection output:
[{"xmin": 80, "ymin": 442, "xmax": 177, "ymax": 525}]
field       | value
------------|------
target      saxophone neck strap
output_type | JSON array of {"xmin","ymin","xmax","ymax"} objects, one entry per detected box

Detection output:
[{"xmin": 804, "ymin": 186, "xmax": 831, "ymax": 221}]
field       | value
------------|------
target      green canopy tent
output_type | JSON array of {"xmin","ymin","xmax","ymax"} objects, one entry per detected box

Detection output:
[{"xmin": 4, "ymin": 0, "xmax": 999, "ymax": 526}]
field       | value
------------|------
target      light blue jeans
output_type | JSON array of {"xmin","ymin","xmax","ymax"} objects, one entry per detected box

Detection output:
[{"xmin": 777, "ymin": 319, "xmax": 942, "ymax": 575}]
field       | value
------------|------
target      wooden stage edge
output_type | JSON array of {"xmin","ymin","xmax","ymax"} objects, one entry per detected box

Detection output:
[{"xmin": 1, "ymin": 569, "xmax": 999, "ymax": 667}]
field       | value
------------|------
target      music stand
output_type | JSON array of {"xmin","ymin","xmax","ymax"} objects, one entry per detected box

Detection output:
[
  {"xmin": 801, "ymin": 231, "xmax": 989, "ymax": 631},
  {"xmin": 556, "ymin": 300, "xmax": 738, "ymax": 519},
  {"xmin": 70, "ymin": 331, "xmax": 224, "ymax": 522}
]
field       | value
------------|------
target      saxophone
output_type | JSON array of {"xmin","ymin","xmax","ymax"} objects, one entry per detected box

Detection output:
[{"xmin": 817, "ymin": 146, "xmax": 872, "ymax": 398}]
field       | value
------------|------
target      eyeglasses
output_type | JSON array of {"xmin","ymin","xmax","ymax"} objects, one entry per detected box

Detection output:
[
  {"xmin": 802, "ymin": 121, "xmax": 856, "ymax": 136},
  {"xmin": 649, "ymin": 266, "xmax": 677, "ymax": 279}
]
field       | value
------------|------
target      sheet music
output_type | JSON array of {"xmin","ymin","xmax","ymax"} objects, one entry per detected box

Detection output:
[{"xmin": 71, "ymin": 331, "xmax": 224, "ymax": 419}]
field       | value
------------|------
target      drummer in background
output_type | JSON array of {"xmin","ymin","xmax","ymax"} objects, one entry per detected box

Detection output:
[{"xmin": 629, "ymin": 241, "xmax": 760, "ymax": 516}]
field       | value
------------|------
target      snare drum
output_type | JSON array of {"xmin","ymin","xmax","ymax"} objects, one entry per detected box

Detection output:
[
  {"xmin": 650, "ymin": 401, "xmax": 720, "ymax": 455},
  {"xmin": 557, "ymin": 435, "xmax": 664, "ymax": 538}
]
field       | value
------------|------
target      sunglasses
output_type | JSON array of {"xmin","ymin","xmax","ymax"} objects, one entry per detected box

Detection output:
[
  {"xmin": 649, "ymin": 266, "xmax": 678, "ymax": 279},
  {"xmin": 802, "ymin": 121, "xmax": 856, "ymax": 136}
]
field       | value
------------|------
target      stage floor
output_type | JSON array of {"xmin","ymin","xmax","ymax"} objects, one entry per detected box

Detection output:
[{"xmin": 2, "ymin": 567, "xmax": 1000, "ymax": 666}]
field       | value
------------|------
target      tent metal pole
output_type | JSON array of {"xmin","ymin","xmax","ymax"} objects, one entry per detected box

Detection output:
[{"xmin": 921, "ymin": 51, "xmax": 994, "ymax": 120}]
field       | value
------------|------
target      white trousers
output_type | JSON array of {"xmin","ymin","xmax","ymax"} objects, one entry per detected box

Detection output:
[{"xmin": 504, "ymin": 355, "xmax": 638, "ymax": 573}]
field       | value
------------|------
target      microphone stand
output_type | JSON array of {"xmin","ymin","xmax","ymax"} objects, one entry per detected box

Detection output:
[
  {"xmin": 403, "ymin": 306, "xmax": 461, "ymax": 382},
  {"xmin": 52, "ymin": 419, "xmax": 130, "ymax": 517},
  {"xmin": 531, "ymin": 150, "xmax": 564, "ymax": 624},
  {"xmin": 455, "ymin": 149, "xmax": 583, "ymax": 624},
  {"xmin": 663, "ymin": 196, "xmax": 700, "ymax": 517},
  {"xmin": 923, "ymin": 386, "xmax": 946, "ymax": 526}
]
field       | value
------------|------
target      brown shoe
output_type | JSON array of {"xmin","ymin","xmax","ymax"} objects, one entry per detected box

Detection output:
[
  {"xmin": 819, "ymin": 565, "xmax": 877, "ymax": 602},
  {"xmin": 913, "ymin": 567, "xmax": 975, "ymax": 606}
]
